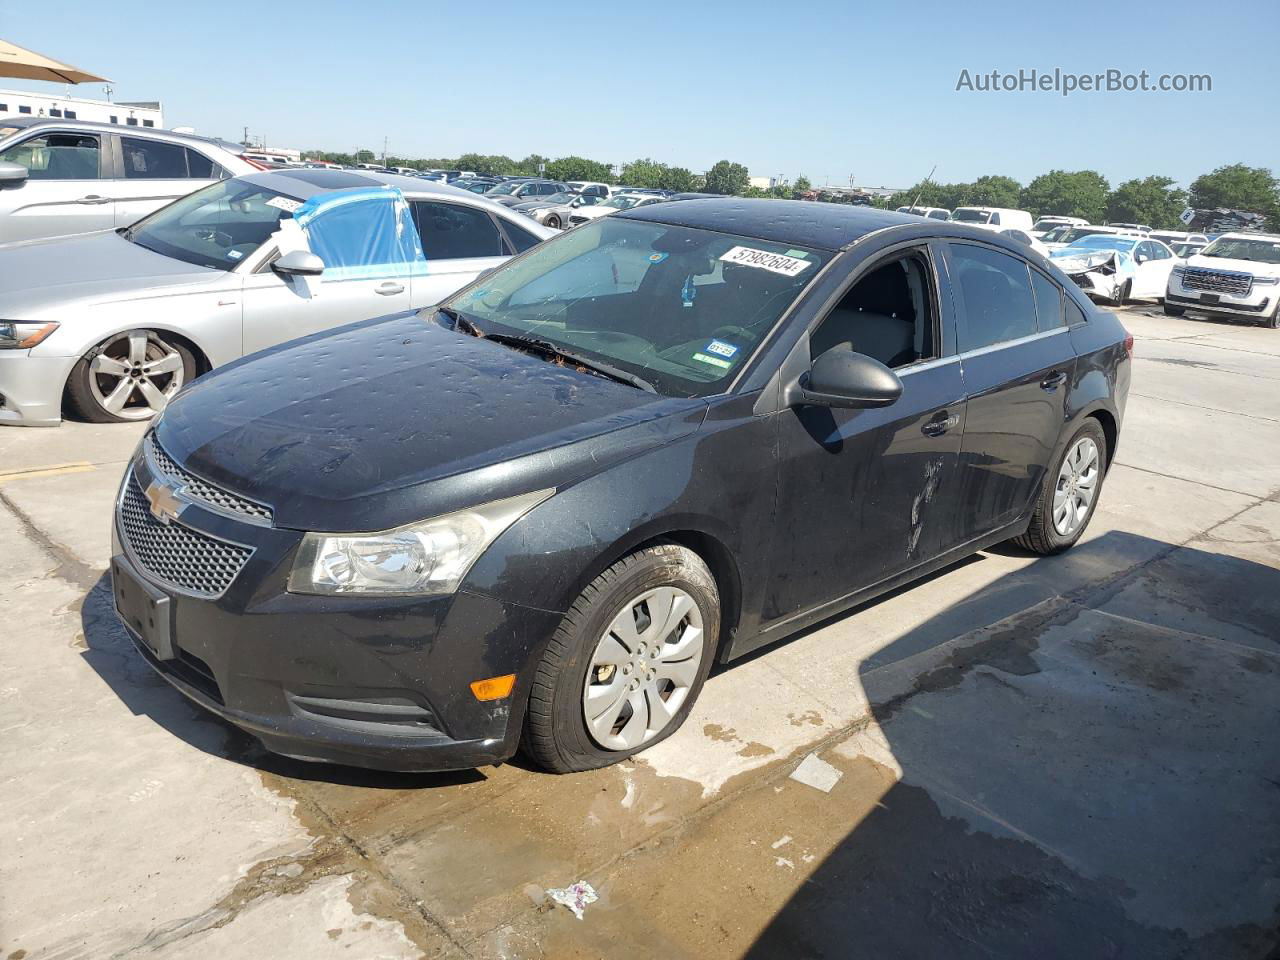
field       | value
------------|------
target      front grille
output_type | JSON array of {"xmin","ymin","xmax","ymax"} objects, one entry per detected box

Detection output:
[
  {"xmin": 119, "ymin": 471, "xmax": 252, "ymax": 598},
  {"xmin": 146, "ymin": 434, "xmax": 273, "ymax": 524},
  {"xmin": 1182, "ymin": 268, "xmax": 1252, "ymax": 297}
]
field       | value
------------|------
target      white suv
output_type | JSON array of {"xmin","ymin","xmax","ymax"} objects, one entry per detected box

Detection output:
[
  {"xmin": 0, "ymin": 117, "xmax": 257, "ymax": 243},
  {"xmin": 1165, "ymin": 232, "xmax": 1280, "ymax": 328}
]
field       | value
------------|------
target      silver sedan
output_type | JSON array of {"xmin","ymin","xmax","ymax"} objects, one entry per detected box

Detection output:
[{"xmin": 0, "ymin": 169, "xmax": 554, "ymax": 425}]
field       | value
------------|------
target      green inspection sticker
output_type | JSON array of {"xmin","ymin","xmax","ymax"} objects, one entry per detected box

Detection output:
[{"xmin": 692, "ymin": 352, "xmax": 733, "ymax": 369}]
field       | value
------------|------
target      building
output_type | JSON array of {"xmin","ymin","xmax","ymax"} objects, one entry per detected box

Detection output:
[
  {"xmin": 0, "ymin": 87, "xmax": 163, "ymax": 128},
  {"xmin": 748, "ymin": 175, "xmax": 785, "ymax": 190}
]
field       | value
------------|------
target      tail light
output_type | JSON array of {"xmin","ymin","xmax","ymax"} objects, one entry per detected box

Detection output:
[{"xmin": 1124, "ymin": 332, "xmax": 1134, "ymax": 357}]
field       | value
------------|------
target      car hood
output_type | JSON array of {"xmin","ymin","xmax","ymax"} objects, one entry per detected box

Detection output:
[
  {"xmin": 155, "ymin": 312, "xmax": 708, "ymax": 530},
  {"xmin": 1185, "ymin": 254, "xmax": 1280, "ymax": 276},
  {"xmin": 0, "ymin": 230, "xmax": 224, "ymax": 318}
]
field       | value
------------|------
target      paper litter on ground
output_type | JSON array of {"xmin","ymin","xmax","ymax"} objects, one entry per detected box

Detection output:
[
  {"xmin": 547, "ymin": 881, "xmax": 599, "ymax": 920},
  {"xmin": 790, "ymin": 753, "xmax": 843, "ymax": 793}
]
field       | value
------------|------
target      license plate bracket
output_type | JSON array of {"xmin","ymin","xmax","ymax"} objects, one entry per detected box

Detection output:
[
  {"xmin": 1201, "ymin": 293, "xmax": 1220, "ymax": 304},
  {"xmin": 112, "ymin": 557, "xmax": 174, "ymax": 660}
]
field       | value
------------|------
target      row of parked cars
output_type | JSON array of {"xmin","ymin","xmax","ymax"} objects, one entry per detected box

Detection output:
[
  {"xmin": 0, "ymin": 113, "xmax": 1139, "ymax": 777},
  {"xmin": 894, "ymin": 203, "xmax": 1279, "ymax": 325}
]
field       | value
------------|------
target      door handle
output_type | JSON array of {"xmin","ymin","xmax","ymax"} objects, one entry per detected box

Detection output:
[
  {"xmin": 77, "ymin": 194, "xmax": 111, "ymax": 205},
  {"xmin": 375, "ymin": 282, "xmax": 405, "ymax": 296},
  {"xmin": 922, "ymin": 412, "xmax": 960, "ymax": 437},
  {"xmin": 1040, "ymin": 371, "xmax": 1068, "ymax": 391}
]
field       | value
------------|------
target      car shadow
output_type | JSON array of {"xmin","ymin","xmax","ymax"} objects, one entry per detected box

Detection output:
[
  {"xmin": 78, "ymin": 571, "xmax": 485, "ymax": 789},
  {"xmin": 742, "ymin": 531, "xmax": 1280, "ymax": 959}
]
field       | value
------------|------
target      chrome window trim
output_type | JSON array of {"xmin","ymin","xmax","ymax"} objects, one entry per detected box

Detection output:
[{"xmin": 958, "ymin": 326, "xmax": 1070, "ymax": 361}]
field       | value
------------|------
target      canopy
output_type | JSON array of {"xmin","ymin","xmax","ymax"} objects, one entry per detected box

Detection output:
[{"xmin": 0, "ymin": 39, "xmax": 108, "ymax": 83}]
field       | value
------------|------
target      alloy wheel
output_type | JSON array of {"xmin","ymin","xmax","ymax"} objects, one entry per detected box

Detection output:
[
  {"xmin": 583, "ymin": 586, "xmax": 704, "ymax": 750},
  {"xmin": 88, "ymin": 330, "xmax": 186, "ymax": 421},
  {"xmin": 1052, "ymin": 436, "xmax": 1100, "ymax": 537}
]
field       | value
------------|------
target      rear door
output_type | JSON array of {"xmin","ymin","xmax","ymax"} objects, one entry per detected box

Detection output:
[
  {"xmin": 0, "ymin": 129, "xmax": 112, "ymax": 241},
  {"xmin": 946, "ymin": 241, "xmax": 1077, "ymax": 536},
  {"xmin": 409, "ymin": 200, "xmax": 513, "ymax": 306},
  {"xmin": 113, "ymin": 135, "xmax": 225, "ymax": 227}
]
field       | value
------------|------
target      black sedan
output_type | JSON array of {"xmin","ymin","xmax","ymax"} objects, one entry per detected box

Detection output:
[{"xmin": 111, "ymin": 200, "xmax": 1131, "ymax": 773}]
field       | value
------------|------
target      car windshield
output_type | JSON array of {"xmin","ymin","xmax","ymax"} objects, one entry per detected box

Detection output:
[
  {"xmin": 541, "ymin": 192, "xmax": 575, "ymax": 204},
  {"xmin": 124, "ymin": 178, "xmax": 298, "ymax": 270},
  {"xmin": 951, "ymin": 209, "xmax": 993, "ymax": 223},
  {"xmin": 1171, "ymin": 243, "xmax": 1204, "ymax": 257},
  {"xmin": 1053, "ymin": 227, "xmax": 1111, "ymax": 243},
  {"xmin": 1033, "ymin": 219, "xmax": 1068, "ymax": 231},
  {"xmin": 604, "ymin": 195, "xmax": 649, "ymax": 210},
  {"xmin": 1065, "ymin": 235, "xmax": 1139, "ymax": 253},
  {"xmin": 487, "ymin": 182, "xmax": 521, "ymax": 195},
  {"xmin": 443, "ymin": 217, "xmax": 832, "ymax": 398},
  {"xmin": 1199, "ymin": 237, "xmax": 1280, "ymax": 264}
]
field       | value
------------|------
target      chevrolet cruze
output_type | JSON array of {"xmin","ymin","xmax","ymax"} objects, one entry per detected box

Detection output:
[{"xmin": 111, "ymin": 199, "xmax": 1130, "ymax": 773}]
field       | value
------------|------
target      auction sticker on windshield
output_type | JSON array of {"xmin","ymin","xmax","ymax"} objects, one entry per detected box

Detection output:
[{"xmin": 719, "ymin": 246, "xmax": 812, "ymax": 276}]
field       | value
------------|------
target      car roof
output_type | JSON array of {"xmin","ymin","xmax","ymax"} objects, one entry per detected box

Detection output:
[
  {"xmin": 238, "ymin": 168, "xmax": 521, "ymax": 206},
  {"xmin": 618, "ymin": 197, "xmax": 927, "ymax": 251},
  {"xmin": 0, "ymin": 115, "xmax": 245, "ymax": 154}
]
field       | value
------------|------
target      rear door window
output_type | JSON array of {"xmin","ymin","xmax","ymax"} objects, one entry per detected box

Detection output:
[
  {"xmin": 0, "ymin": 133, "xmax": 101, "ymax": 179},
  {"xmin": 411, "ymin": 201, "xmax": 506, "ymax": 259},
  {"xmin": 949, "ymin": 243, "xmax": 1039, "ymax": 351},
  {"xmin": 1029, "ymin": 269, "xmax": 1066, "ymax": 330},
  {"xmin": 122, "ymin": 137, "xmax": 189, "ymax": 179}
]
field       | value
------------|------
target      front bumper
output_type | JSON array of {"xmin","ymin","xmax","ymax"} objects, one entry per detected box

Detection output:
[
  {"xmin": 110, "ymin": 448, "xmax": 563, "ymax": 772},
  {"xmin": 0, "ymin": 351, "xmax": 78, "ymax": 426},
  {"xmin": 1165, "ymin": 286, "xmax": 1274, "ymax": 319}
]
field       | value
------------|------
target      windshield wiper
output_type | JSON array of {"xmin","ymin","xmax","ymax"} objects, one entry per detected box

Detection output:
[
  {"xmin": 484, "ymin": 333, "xmax": 657, "ymax": 393},
  {"xmin": 436, "ymin": 305, "xmax": 484, "ymax": 337},
  {"xmin": 439, "ymin": 307, "xmax": 657, "ymax": 392}
]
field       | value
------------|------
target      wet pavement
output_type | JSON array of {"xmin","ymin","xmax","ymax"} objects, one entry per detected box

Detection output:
[{"xmin": 1, "ymin": 306, "xmax": 1277, "ymax": 959}]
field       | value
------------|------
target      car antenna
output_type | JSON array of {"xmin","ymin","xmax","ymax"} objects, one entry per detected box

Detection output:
[{"xmin": 910, "ymin": 164, "xmax": 937, "ymax": 212}]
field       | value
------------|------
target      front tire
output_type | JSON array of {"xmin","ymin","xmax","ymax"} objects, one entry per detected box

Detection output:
[
  {"xmin": 1111, "ymin": 280, "xmax": 1131, "ymax": 307},
  {"xmin": 544, "ymin": 214, "xmax": 562, "ymax": 229},
  {"xmin": 1013, "ymin": 419, "xmax": 1107, "ymax": 556},
  {"xmin": 1266, "ymin": 301, "xmax": 1280, "ymax": 329},
  {"xmin": 522, "ymin": 544, "xmax": 720, "ymax": 773},
  {"xmin": 66, "ymin": 329, "xmax": 195, "ymax": 423},
  {"xmin": 1163, "ymin": 302, "xmax": 1186, "ymax": 317}
]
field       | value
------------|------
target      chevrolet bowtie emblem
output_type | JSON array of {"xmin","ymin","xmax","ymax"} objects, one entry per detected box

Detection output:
[{"xmin": 144, "ymin": 478, "xmax": 187, "ymax": 525}]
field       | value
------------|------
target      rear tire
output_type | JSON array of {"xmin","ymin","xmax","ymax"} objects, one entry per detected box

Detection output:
[
  {"xmin": 1013, "ymin": 419, "xmax": 1108, "ymax": 556},
  {"xmin": 522, "ymin": 544, "xmax": 720, "ymax": 773}
]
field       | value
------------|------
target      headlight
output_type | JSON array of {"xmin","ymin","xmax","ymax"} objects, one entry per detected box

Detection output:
[
  {"xmin": 1171, "ymin": 265, "xmax": 1185, "ymax": 276},
  {"xmin": 0, "ymin": 321, "xmax": 59, "ymax": 349},
  {"xmin": 1251, "ymin": 275, "xmax": 1278, "ymax": 286},
  {"xmin": 287, "ymin": 488, "xmax": 554, "ymax": 596}
]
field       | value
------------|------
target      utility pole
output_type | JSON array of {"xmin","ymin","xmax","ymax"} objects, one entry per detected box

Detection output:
[
  {"xmin": 242, "ymin": 126, "xmax": 249, "ymax": 147},
  {"xmin": 382, "ymin": 136, "xmax": 388, "ymax": 168}
]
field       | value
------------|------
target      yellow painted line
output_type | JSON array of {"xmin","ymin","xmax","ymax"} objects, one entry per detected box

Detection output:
[{"xmin": 0, "ymin": 461, "xmax": 96, "ymax": 483}]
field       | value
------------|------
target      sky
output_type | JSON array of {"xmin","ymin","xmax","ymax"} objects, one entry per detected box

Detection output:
[{"xmin": 1, "ymin": 0, "xmax": 1276, "ymax": 191}]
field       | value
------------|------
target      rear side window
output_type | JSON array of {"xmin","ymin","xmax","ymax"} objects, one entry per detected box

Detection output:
[
  {"xmin": 0, "ymin": 133, "xmax": 100, "ymax": 179},
  {"xmin": 185, "ymin": 149, "xmax": 216, "ymax": 179},
  {"xmin": 1030, "ymin": 270, "xmax": 1065, "ymax": 330},
  {"xmin": 949, "ymin": 243, "xmax": 1039, "ymax": 351},
  {"xmin": 1064, "ymin": 298, "xmax": 1087, "ymax": 326},
  {"xmin": 122, "ymin": 137, "xmax": 188, "ymax": 178},
  {"xmin": 499, "ymin": 217, "xmax": 544, "ymax": 254},
  {"xmin": 412, "ymin": 201, "xmax": 505, "ymax": 259}
]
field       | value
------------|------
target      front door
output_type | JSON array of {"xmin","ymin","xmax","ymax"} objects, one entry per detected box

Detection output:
[
  {"xmin": 1132, "ymin": 240, "xmax": 1175, "ymax": 298},
  {"xmin": 763, "ymin": 246, "xmax": 966, "ymax": 626},
  {"xmin": 0, "ymin": 130, "xmax": 113, "ymax": 241},
  {"xmin": 946, "ymin": 241, "xmax": 1078, "ymax": 536}
]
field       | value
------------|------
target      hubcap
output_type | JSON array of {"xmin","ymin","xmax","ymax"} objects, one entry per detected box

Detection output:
[
  {"xmin": 88, "ymin": 330, "xmax": 185, "ymax": 421},
  {"xmin": 1052, "ymin": 437, "xmax": 1100, "ymax": 537},
  {"xmin": 583, "ymin": 586, "xmax": 704, "ymax": 751}
]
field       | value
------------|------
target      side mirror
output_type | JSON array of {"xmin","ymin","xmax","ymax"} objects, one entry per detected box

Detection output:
[
  {"xmin": 273, "ymin": 250, "xmax": 324, "ymax": 277},
  {"xmin": 1135, "ymin": 254, "xmax": 1149, "ymax": 263},
  {"xmin": 791, "ymin": 346, "xmax": 903, "ymax": 409},
  {"xmin": 0, "ymin": 161, "xmax": 30, "ymax": 184}
]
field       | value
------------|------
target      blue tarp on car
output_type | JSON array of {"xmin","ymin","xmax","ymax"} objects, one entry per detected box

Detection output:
[{"xmin": 294, "ymin": 186, "xmax": 426, "ymax": 279}]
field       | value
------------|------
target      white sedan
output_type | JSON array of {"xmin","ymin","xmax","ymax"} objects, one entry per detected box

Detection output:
[
  {"xmin": 0, "ymin": 170, "xmax": 555, "ymax": 426},
  {"xmin": 568, "ymin": 193, "xmax": 667, "ymax": 227},
  {"xmin": 1050, "ymin": 235, "xmax": 1178, "ymax": 305}
]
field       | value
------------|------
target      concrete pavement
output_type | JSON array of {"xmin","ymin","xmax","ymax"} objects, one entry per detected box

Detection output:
[{"xmin": 1, "ymin": 306, "xmax": 1277, "ymax": 959}]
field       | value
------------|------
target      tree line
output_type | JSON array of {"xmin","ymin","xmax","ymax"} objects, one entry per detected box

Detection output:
[{"xmin": 307, "ymin": 148, "xmax": 1279, "ymax": 229}]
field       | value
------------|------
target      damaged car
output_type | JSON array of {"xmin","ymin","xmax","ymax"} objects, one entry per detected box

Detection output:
[
  {"xmin": 111, "ymin": 201, "xmax": 1130, "ymax": 774},
  {"xmin": 1050, "ymin": 234, "xmax": 1176, "ymax": 305},
  {"xmin": 0, "ymin": 168, "xmax": 554, "ymax": 425}
]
